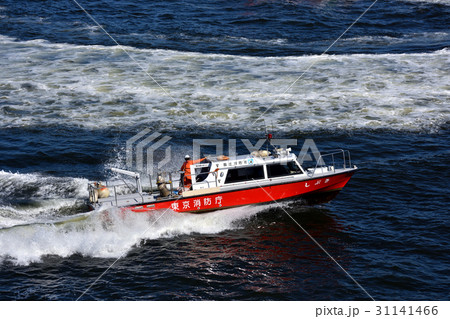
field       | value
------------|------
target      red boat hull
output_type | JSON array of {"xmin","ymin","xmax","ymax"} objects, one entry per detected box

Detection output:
[{"xmin": 125, "ymin": 170, "xmax": 356, "ymax": 214}]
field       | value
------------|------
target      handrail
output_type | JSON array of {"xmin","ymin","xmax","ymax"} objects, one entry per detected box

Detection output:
[
  {"xmin": 114, "ymin": 180, "xmax": 144, "ymax": 203},
  {"xmin": 308, "ymin": 149, "xmax": 353, "ymax": 177},
  {"xmin": 92, "ymin": 178, "xmax": 145, "ymax": 203},
  {"xmin": 120, "ymin": 178, "xmax": 137, "ymax": 194}
]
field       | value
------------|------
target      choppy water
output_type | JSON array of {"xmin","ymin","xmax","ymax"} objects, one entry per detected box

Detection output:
[{"xmin": 0, "ymin": 0, "xmax": 449, "ymax": 300}]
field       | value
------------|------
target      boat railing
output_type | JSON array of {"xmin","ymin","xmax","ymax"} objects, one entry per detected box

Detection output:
[
  {"xmin": 87, "ymin": 182, "xmax": 102, "ymax": 203},
  {"xmin": 307, "ymin": 149, "xmax": 352, "ymax": 177},
  {"xmin": 103, "ymin": 168, "xmax": 145, "ymax": 205},
  {"xmin": 93, "ymin": 181, "xmax": 145, "ymax": 206}
]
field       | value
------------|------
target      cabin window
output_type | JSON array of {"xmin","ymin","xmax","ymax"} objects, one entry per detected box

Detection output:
[
  {"xmin": 225, "ymin": 166, "xmax": 265, "ymax": 184},
  {"xmin": 267, "ymin": 162, "xmax": 302, "ymax": 178}
]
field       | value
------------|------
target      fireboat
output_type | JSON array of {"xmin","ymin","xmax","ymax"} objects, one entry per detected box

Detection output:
[{"xmin": 87, "ymin": 137, "xmax": 357, "ymax": 214}]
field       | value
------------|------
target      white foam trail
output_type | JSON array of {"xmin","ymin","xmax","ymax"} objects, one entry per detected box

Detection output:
[
  {"xmin": 0, "ymin": 35, "xmax": 448, "ymax": 132},
  {"xmin": 340, "ymin": 32, "xmax": 450, "ymax": 48},
  {"xmin": 0, "ymin": 170, "xmax": 87, "ymax": 199},
  {"xmin": 0, "ymin": 204, "xmax": 272, "ymax": 266},
  {"xmin": 400, "ymin": 0, "xmax": 450, "ymax": 4},
  {"xmin": 0, "ymin": 199, "xmax": 82, "ymax": 228},
  {"xmin": 0, "ymin": 170, "xmax": 89, "ymax": 228}
]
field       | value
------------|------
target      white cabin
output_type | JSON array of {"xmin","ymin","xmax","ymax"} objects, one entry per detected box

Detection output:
[{"xmin": 189, "ymin": 148, "xmax": 308, "ymax": 191}]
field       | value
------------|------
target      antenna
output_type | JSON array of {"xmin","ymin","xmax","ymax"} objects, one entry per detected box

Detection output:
[
  {"xmin": 263, "ymin": 120, "xmax": 273, "ymax": 152},
  {"xmin": 264, "ymin": 119, "xmax": 268, "ymax": 151}
]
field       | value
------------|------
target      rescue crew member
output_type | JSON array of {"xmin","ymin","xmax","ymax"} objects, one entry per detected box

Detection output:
[{"xmin": 180, "ymin": 155, "xmax": 206, "ymax": 188}]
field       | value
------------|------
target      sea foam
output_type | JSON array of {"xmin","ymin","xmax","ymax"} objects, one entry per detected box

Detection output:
[
  {"xmin": 0, "ymin": 171, "xmax": 88, "ymax": 228},
  {"xmin": 0, "ymin": 35, "xmax": 448, "ymax": 132},
  {"xmin": 0, "ymin": 204, "xmax": 269, "ymax": 266}
]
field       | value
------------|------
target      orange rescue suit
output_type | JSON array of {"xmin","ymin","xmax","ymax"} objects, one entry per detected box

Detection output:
[{"xmin": 181, "ymin": 158, "xmax": 206, "ymax": 187}]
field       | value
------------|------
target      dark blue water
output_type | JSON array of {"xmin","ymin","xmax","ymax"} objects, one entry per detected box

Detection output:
[
  {"xmin": 1, "ymin": 0, "xmax": 448, "ymax": 55},
  {"xmin": 0, "ymin": 0, "xmax": 449, "ymax": 300}
]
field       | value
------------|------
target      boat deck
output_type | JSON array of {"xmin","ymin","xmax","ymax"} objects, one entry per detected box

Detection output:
[{"xmin": 97, "ymin": 192, "xmax": 157, "ymax": 208}]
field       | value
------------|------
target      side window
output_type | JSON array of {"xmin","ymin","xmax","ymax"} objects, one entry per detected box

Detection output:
[
  {"xmin": 267, "ymin": 162, "xmax": 302, "ymax": 178},
  {"xmin": 225, "ymin": 166, "xmax": 265, "ymax": 184}
]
